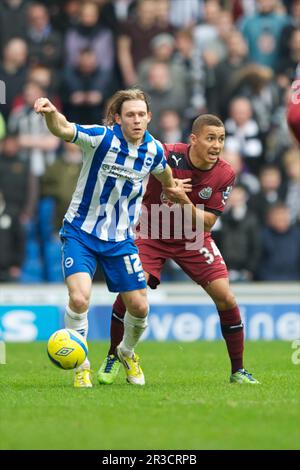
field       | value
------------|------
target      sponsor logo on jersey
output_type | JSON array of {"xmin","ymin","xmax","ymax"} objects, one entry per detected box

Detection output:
[
  {"xmin": 198, "ymin": 187, "xmax": 212, "ymax": 199},
  {"xmin": 171, "ymin": 154, "xmax": 182, "ymax": 166},
  {"xmin": 101, "ymin": 163, "xmax": 141, "ymax": 182}
]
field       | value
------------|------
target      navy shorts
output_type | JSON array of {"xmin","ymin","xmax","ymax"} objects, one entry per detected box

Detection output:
[{"xmin": 59, "ymin": 221, "xmax": 146, "ymax": 292}]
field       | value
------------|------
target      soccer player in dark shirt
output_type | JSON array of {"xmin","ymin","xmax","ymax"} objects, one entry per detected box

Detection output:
[
  {"xmin": 287, "ymin": 81, "xmax": 300, "ymax": 144},
  {"xmin": 98, "ymin": 114, "xmax": 259, "ymax": 385}
]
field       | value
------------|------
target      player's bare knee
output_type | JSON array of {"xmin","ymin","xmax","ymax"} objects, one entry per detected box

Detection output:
[
  {"xmin": 128, "ymin": 300, "xmax": 148, "ymax": 318},
  {"xmin": 221, "ymin": 291, "xmax": 237, "ymax": 310},
  {"xmin": 69, "ymin": 292, "xmax": 90, "ymax": 312}
]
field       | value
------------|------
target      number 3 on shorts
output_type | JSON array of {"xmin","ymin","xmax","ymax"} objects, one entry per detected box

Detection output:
[
  {"xmin": 123, "ymin": 254, "xmax": 143, "ymax": 274},
  {"xmin": 200, "ymin": 241, "xmax": 225, "ymax": 265}
]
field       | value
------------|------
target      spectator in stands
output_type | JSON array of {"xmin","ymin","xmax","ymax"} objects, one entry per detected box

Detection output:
[
  {"xmin": 276, "ymin": 27, "xmax": 300, "ymax": 84},
  {"xmin": 257, "ymin": 203, "xmax": 300, "ymax": 280},
  {"xmin": 138, "ymin": 32, "xmax": 175, "ymax": 80},
  {"xmin": 12, "ymin": 64, "xmax": 62, "ymax": 113},
  {"xmin": 227, "ymin": 64, "xmax": 279, "ymax": 135},
  {"xmin": 224, "ymin": 96, "xmax": 264, "ymax": 175},
  {"xmin": 155, "ymin": 0, "xmax": 171, "ymax": 29},
  {"xmin": 63, "ymin": 47, "xmax": 112, "ymax": 123},
  {"xmin": 26, "ymin": 2, "xmax": 62, "ymax": 69},
  {"xmin": 169, "ymin": 0, "xmax": 204, "ymax": 29},
  {"xmin": 137, "ymin": 33, "xmax": 189, "ymax": 104},
  {"xmin": 249, "ymin": 165, "xmax": 284, "ymax": 224},
  {"xmin": 65, "ymin": 1, "xmax": 114, "ymax": 73},
  {"xmin": 29, "ymin": 64, "xmax": 61, "ymax": 106},
  {"xmin": 211, "ymin": 30, "xmax": 249, "ymax": 118},
  {"xmin": 264, "ymin": 85, "xmax": 292, "ymax": 164},
  {"xmin": 282, "ymin": 147, "xmax": 300, "ymax": 224},
  {"xmin": 8, "ymin": 80, "xmax": 59, "ymax": 177},
  {"xmin": 202, "ymin": 11, "xmax": 236, "ymax": 114},
  {"xmin": 174, "ymin": 28, "xmax": 206, "ymax": 117},
  {"xmin": 0, "ymin": 0, "xmax": 28, "ymax": 49},
  {"xmin": 0, "ymin": 134, "xmax": 38, "ymax": 224},
  {"xmin": 230, "ymin": 0, "xmax": 256, "ymax": 21},
  {"xmin": 0, "ymin": 38, "xmax": 28, "ymax": 121},
  {"xmin": 240, "ymin": 0, "xmax": 289, "ymax": 69},
  {"xmin": 0, "ymin": 190, "xmax": 25, "ymax": 282},
  {"xmin": 143, "ymin": 61, "xmax": 186, "ymax": 135},
  {"xmin": 222, "ymin": 150, "xmax": 260, "ymax": 196},
  {"xmin": 99, "ymin": 0, "xmax": 136, "ymax": 36},
  {"xmin": 117, "ymin": 0, "xmax": 172, "ymax": 86},
  {"xmin": 220, "ymin": 185, "xmax": 261, "ymax": 282},
  {"xmin": 279, "ymin": 0, "xmax": 300, "ymax": 57},
  {"xmin": 208, "ymin": 9, "xmax": 235, "ymax": 62},
  {"xmin": 50, "ymin": 0, "xmax": 81, "ymax": 35},
  {"xmin": 41, "ymin": 142, "xmax": 82, "ymax": 232},
  {"xmin": 193, "ymin": 0, "xmax": 221, "ymax": 57},
  {"xmin": 156, "ymin": 109, "xmax": 186, "ymax": 143}
]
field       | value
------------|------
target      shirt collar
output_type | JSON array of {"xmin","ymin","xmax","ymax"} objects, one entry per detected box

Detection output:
[{"xmin": 113, "ymin": 123, "xmax": 152, "ymax": 145}]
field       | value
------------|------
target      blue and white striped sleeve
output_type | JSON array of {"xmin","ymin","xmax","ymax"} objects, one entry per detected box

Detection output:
[
  {"xmin": 150, "ymin": 140, "xmax": 167, "ymax": 175},
  {"xmin": 71, "ymin": 124, "xmax": 107, "ymax": 151}
]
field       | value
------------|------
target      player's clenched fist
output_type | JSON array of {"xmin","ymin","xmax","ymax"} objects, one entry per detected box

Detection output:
[{"xmin": 34, "ymin": 97, "xmax": 56, "ymax": 114}]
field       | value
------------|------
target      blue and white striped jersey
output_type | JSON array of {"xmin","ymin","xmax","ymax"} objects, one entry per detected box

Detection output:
[{"xmin": 64, "ymin": 123, "xmax": 167, "ymax": 241}]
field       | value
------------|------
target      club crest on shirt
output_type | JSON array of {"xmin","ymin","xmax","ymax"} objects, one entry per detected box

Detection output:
[
  {"xmin": 145, "ymin": 156, "xmax": 153, "ymax": 167},
  {"xmin": 65, "ymin": 257, "xmax": 74, "ymax": 268},
  {"xmin": 198, "ymin": 187, "xmax": 212, "ymax": 199}
]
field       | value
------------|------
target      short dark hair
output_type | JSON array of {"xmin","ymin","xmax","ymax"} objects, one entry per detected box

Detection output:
[{"xmin": 192, "ymin": 114, "xmax": 224, "ymax": 134}]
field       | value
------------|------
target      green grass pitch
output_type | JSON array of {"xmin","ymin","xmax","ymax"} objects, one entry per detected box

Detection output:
[{"xmin": 0, "ymin": 341, "xmax": 299, "ymax": 450}]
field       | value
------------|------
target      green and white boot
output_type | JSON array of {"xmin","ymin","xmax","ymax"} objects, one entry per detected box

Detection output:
[
  {"xmin": 230, "ymin": 369, "xmax": 260, "ymax": 384},
  {"xmin": 97, "ymin": 354, "xmax": 121, "ymax": 385}
]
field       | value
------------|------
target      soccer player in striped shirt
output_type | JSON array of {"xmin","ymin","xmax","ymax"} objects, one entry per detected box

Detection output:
[{"xmin": 34, "ymin": 89, "xmax": 180, "ymax": 387}]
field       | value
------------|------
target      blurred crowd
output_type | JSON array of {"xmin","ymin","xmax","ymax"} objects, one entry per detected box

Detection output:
[{"xmin": 0, "ymin": 0, "xmax": 300, "ymax": 283}]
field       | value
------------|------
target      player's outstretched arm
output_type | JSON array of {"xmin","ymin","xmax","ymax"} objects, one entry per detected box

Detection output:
[{"xmin": 34, "ymin": 97, "xmax": 75, "ymax": 142}]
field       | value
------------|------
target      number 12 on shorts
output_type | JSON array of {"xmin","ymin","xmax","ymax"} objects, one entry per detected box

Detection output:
[{"xmin": 123, "ymin": 254, "xmax": 143, "ymax": 274}]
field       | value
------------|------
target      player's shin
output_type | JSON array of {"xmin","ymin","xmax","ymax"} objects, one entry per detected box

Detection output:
[
  {"xmin": 116, "ymin": 310, "xmax": 148, "ymax": 385},
  {"xmin": 118, "ymin": 310, "xmax": 148, "ymax": 356},
  {"xmin": 218, "ymin": 306, "xmax": 244, "ymax": 374},
  {"xmin": 109, "ymin": 294, "xmax": 126, "ymax": 355},
  {"xmin": 64, "ymin": 305, "xmax": 90, "ymax": 370}
]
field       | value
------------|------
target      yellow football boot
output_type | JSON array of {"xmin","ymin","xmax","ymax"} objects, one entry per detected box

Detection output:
[
  {"xmin": 116, "ymin": 346, "xmax": 145, "ymax": 385},
  {"xmin": 74, "ymin": 369, "xmax": 93, "ymax": 388}
]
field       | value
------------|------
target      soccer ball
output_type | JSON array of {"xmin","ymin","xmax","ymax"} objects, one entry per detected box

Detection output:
[{"xmin": 47, "ymin": 329, "xmax": 88, "ymax": 369}]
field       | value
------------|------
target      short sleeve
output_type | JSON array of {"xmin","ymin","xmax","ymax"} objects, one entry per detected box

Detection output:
[
  {"xmin": 150, "ymin": 141, "xmax": 167, "ymax": 175},
  {"xmin": 71, "ymin": 123, "xmax": 107, "ymax": 152},
  {"xmin": 206, "ymin": 172, "xmax": 235, "ymax": 215}
]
